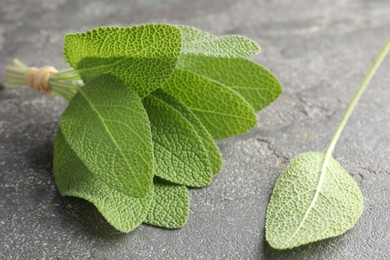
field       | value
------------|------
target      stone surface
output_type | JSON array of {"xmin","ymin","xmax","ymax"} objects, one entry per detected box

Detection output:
[{"xmin": 1, "ymin": 0, "xmax": 389, "ymax": 259}]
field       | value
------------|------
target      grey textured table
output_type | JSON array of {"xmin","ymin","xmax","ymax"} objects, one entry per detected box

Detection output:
[{"xmin": 1, "ymin": 0, "xmax": 389, "ymax": 259}]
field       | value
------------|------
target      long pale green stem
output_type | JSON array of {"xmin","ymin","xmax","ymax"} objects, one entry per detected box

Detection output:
[{"xmin": 324, "ymin": 38, "xmax": 390, "ymax": 162}]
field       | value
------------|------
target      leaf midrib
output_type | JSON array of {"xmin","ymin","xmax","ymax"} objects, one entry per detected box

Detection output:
[
  {"xmin": 174, "ymin": 69, "xmax": 255, "ymax": 121},
  {"xmin": 280, "ymin": 155, "xmax": 328, "ymax": 247},
  {"xmin": 178, "ymin": 65, "xmax": 278, "ymax": 96},
  {"xmin": 77, "ymin": 87, "xmax": 146, "ymax": 195},
  {"xmin": 76, "ymin": 33, "xmax": 162, "ymax": 67},
  {"xmin": 76, "ymin": 53, "xmax": 166, "ymax": 75}
]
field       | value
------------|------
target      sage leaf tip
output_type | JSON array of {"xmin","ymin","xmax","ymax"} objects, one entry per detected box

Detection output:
[
  {"xmin": 54, "ymin": 128, "xmax": 154, "ymax": 233},
  {"xmin": 144, "ymin": 178, "xmax": 190, "ymax": 229}
]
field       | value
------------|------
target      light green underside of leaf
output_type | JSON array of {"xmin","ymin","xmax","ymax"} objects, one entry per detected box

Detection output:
[
  {"xmin": 144, "ymin": 178, "xmax": 189, "ymax": 228},
  {"xmin": 177, "ymin": 55, "xmax": 282, "ymax": 111},
  {"xmin": 54, "ymin": 129, "xmax": 153, "ymax": 233},
  {"xmin": 59, "ymin": 74, "xmax": 153, "ymax": 198},
  {"xmin": 179, "ymin": 25, "xmax": 260, "ymax": 57},
  {"xmin": 64, "ymin": 24, "xmax": 182, "ymax": 97},
  {"xmin": 265, "ymin": 152, "xmax": 364, "ymax": 249},
  {"xmin": 151, "ymin": 89, "xmax": 222, "ymax": 175},
  {"xmin": 161, "ymin": 69, "xmax": 257, "ymax": 139},
  {"xmin": 143, "ymin": 94, "xmax": 213, "ymax": 187}
]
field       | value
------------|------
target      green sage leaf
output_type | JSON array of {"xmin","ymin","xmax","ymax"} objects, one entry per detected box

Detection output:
[
  {"xmin": 151, "ymin": 89, "xmax": 222, "ymax": 174},
  {"xmin": 144, "ymin": 178, "xmax": 189, "ymax": 229},
  {"xmin": 54, "ymin": 129, "xmax": 153, "ymax": 233},
  {"xmin": 64, "ymin": 24, "xmax": 182, "ymax": 97},
  {"xmin": 179, "ymin": 25, "xmax": 260, "ymax": 57},
  {"xmin": 177, "ymin": 55, "xmax": 282, "ymax": 111},
  {"xmin": 143, "ymin": 94, "xmax": 213, "ymax": 187},
  {"xmin": 265, "ymin": 152, "xmax": 364, "ymax": 249},
  {"xmin": 162, "ymin": 69, "xmax": 257, "ymax": 139},
  {"xmin": 60, "ymin": 74, "xmax": 154, "ymax": 198}
]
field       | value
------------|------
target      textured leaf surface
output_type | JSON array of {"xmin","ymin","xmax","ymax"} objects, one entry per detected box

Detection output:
[
  {"xmin": 54, "ymin": 130, "xmax": 153, "ymax": 233},
  {"xmin": 64, "ymin": 24, "xmax": 182, "ymax": 97},
  {"xmin": 152, "ymin": 89, "xmax": 222, "ymax": 174},
  {"xmin": 143, "ymin": 94, "xmax": 213, "ymax": 187},
  {"xmin": 177, "ymin": 55, "xmax": 282, "ymax": 111},
  {"xmin": 60, "ymin": 75, "xmax": 153, "ymax": 198},
  {"xmin": 144, "ymin": 178, "xmax": 189, "ymax": 228},
  {"xmin": 179, "ymin": 25, "xmax": 260, "ymax": 57},
  {"xmin": 162, "ymin": 69, "xmax": 257, "ymax": 139},
  {"xmin": 266, "ymin": 152, "xmax": 364, "ymax": 249}
]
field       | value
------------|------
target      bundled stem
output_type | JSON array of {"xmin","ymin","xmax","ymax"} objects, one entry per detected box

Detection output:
[{"xmin": 3, "ymin": 59, "xmax": 82, "ymax": 102}]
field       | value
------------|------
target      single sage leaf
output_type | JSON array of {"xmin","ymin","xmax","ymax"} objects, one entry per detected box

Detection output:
[
  {"xmin": 177, "ymin": 55, "xmax": 282, "ymax": 111},
  {"xmin": 151, "ymin": 89, "xmax": 222, "ymax": 175},
  {"xmin": 64, "ymin": 24, "xmax": 182, "ymax": 97},
  {"xmin": 179, "ymin": 25, "xmax": 260, "ymax": 57},
  {"xmin": 162, "ymin": 69, "xmax": 257, "ymax": 139},
  {"xmin": 60, "ymin": 74, "xmax": 154, "ymax": 198},
  {"xmin": 265, "ymin": 152, "xmax": 364, "ymax": 249},
  {"xmin": 143, "ymin": 94, "xmax": 213, "ymax": 187},
  {"xmin": 265, "ymin": 39, "xmax": 390, "ymax": 250},
  {"xmin": 54, "ymin": 129, "xmax": 153, "ymax": 233},
  {"xmin": 144, "ymin": 178, "xmax": 189, "ymax": 229}
]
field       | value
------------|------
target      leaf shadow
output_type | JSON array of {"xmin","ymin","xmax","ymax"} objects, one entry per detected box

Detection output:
[
  {"xmin": 59, "ymin": 196, "xmax": 128, "ymax": 240},
  {"xmin": 17, "ymin": 122, "xmax": 57, "ymax": 180},
  {"xmin": 262, "ymin": 234, "xmax": 344, "ymax": 260}
]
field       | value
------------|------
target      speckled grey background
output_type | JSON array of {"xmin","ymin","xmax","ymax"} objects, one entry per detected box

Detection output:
[{"xmin": 0, "ymin": 0, "xmax": 389, "ymax": 259}]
